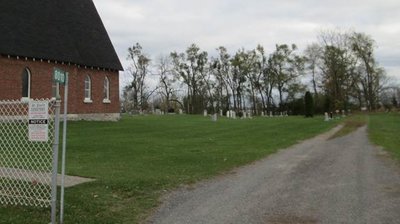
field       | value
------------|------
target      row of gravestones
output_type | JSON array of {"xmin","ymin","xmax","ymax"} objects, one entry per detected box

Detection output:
[
  {"xmin": 154, "ymin": 109, "xmax": 184, "ymax": 115},
  {"xmin": 324, "ymin": 110, "xmax": 351, "ymax": 121},
  {"xmin": 203, "ymin": 110, "xmax": 255, "ymax": 119},
  {"xmin": 203, "ymin": 110, "xmax": 291, "ymax": 119},
  {"xmin": 260, "ymin": 111, "xmax": 289, "ymax": 117}
]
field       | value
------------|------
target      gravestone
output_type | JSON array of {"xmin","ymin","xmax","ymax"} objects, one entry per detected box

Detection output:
[
  {"xmin": 155, "ymin": 109, "xmax": 161, "ymax": 115},
  {"xmin": 248, "ymin": 111, "xmax": 252, "ymax": 119},
  {"xmin": 226, "ymin": 110, "xmax": 230, "ymax": 118},
  {"xmin": 261, "ymin": 111, "xmax": 264, "ymax": 117},
  {"xmin": 324, "ymin": 112, "xmax": 330, "ymax": 121},
  {"xmin": 342, "ymin": 110, "xmax": 346, "ymax": 117},
  {"xmin": 211, "ymin": 113, "xmax": 217, "ymax": 122},
  {"xmin": 204, "ymin": 110, "xmax": 207, "ymax": 117},
  {"xmin": 220, "ymin": 109, "xmax": 223, "ymax": 116},
  {"xmin": 270, "ymin": 111, "xmax": 273, "ymax": 117},
  {"xmin": 232, "ymin": 111, "xmax": 236, "ymax": 119},
  {"xmin": 179, "ymin": 109, "xmax": 183, "ymax": 115},
  {"xmin": 243, "ymin": 111, "xmax": 247, "ymax": 119}
]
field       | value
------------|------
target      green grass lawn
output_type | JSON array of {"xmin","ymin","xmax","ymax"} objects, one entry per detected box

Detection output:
[
  {"xmin": 368, "ymin": 113, "xmax": 400, "ymax": 160},
  {"xmin": 0, "ymin": 115, "xmax": 338, "ymax": 224}
]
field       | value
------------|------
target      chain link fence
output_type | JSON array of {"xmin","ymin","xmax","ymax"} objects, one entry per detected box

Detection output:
[{"xmin": 0, "ymin": 99, "xmax": 56, "ymax": 208}]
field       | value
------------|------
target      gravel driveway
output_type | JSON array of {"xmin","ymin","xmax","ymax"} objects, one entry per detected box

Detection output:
[{"xmin": 148, "ymin": 125, "xmax": 400, "ymax": 224}]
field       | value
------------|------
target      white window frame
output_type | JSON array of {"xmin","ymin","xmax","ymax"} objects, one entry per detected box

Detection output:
[
  {"xmin": 84, "ymin": 75, "xmax": 92, "ymax": 103},
  {"xmin": 52, "ymin": 82, "xmax": 60, "ymax": 100},
  {"xmin": 21, "ymin": 68, "xmax": 31, "ymax": 102},
  {"xmin": 103, "ymin": 76, "xmax": 111, "ymax": 103}
]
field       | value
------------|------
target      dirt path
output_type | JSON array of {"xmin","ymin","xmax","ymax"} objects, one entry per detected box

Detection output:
[{"xmin": 148, "ymin": 126, "xmax": 400, "ymax": 224}]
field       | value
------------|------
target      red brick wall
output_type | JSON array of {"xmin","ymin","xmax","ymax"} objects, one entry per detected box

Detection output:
[{"xmin": 0, "ymin": 55, "xmax": 120, "ymax": 114}]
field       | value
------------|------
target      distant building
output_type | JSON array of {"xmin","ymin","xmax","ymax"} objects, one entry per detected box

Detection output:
[{"xmin": 0, "ymin": 0, "xmax": 123, "ymax": 120}]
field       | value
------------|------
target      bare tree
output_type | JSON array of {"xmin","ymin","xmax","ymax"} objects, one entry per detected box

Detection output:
[
  {"xmin": 210, "ymin": 47, "xmax": 231, "ymax": 112},
  {"xmin": 350, "ymin": 32, "xmax": 385, "ymax": 111},
  {"xmin": 268, "ymin": 44, "xmax": 305, "ymax": 111},
  {"xmin": 155, "ymin": 55, "xmax": 176, "ymax": 112},
  {"xmin": 126, "ymin": 43, "xmax": 151, "ymax": 111},
  {"xmin": 304, "ymin": 43, "xmax": 323, "ymax": 97},
  {"xmin": 170, "ymin": 44, "xmax": 208, "ymax": 114}
]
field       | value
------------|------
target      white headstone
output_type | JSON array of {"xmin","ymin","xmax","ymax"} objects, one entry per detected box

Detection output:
[
  {"xmin": 280, "ymin": 112, "xmax": 283, "ymax": 117},
  {"xmin": 243, "ymin": 111, "xmax": 247, "ymax": 119},
  {"xmin": 211, "ymin": 113, "xmax": 217, "ymax": 122},
  {"xmin": 261, "ymin": 111, "xmax": 264, "ymax": 117},
  {"xmin": 155, "ymin": 109, "xmax": 161, "ymax": 115},
  {"xmin": 220, "ymin": 109, "xmax": 223, "ymax": 116},
  {"xmin": 342, "ymin": 110, "xmax": 346, "ymax": 117},
  {"xmin": 248, "ymin": 111, "xmax": 252, "ymax": 119},
  {"xmin": 270, "ymin": 111, "xmax": 273, "ymax": 117},
  {"xmin": 232, "ymin": 111, "xmax": 236, "ymax": 119},
  {"xmin": 226, "ymin": 110, "xmax": 230, "ymax": 118},
  {"xmin": 179, "ymin": 109, "xmax": 183, "ymax": 114},
  {"xmin": 204, "ymin": 110, "xmax": 207, "ymax": 117},
  {"xmin": 324, "ymin": 112, "xmax": 330, "ymax": 121}
]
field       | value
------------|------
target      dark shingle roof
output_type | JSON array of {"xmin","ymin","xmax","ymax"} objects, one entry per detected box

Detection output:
[{"xmin": 0, "ymin": 0, "xmax": 123, "ymax": 71}]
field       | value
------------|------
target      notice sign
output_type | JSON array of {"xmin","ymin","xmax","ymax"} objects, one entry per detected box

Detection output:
[{"xmin": 28, "ymin": 100, "xmax": 49, "ymax": 142}]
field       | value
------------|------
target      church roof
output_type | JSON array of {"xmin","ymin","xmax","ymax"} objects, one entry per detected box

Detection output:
[{"xmin": 0, "ymin": 0, "xmax": 123, "ymax": 71}]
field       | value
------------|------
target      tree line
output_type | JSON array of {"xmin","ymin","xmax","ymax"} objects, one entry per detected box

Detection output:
[{"xmin": 122, "ymin": 30, "xmax": 399, "ymax": 115}]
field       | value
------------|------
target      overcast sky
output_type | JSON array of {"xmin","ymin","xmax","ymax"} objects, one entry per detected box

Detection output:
[{"xmin": 93, "ymin": 0, "xmax": 400, "ymax": 86}]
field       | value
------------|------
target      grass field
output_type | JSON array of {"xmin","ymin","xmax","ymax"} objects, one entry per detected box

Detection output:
[
  {"xmin": 1, "ymin": 115, "xmax": 340, "ymax": 223},
  {"xmin": 368, "ymin": 113, "xmax": 400, "ymax": 161}
]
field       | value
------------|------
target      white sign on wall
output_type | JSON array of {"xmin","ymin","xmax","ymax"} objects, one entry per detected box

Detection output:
[{"xmin": 28, "ymin": 100, "xmax": 49, "ymax": 142}]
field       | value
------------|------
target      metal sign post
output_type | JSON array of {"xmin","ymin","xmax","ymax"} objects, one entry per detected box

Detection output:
[
  {"xmin": 51, "ymin": 99, "xmax": 61, "ymax": 224},
  {"xmin": 60, "ymin": 72, "xmax": 68, "ymax": 224},
  {"xmin": 51, "ymin": 67, "xmax": 68, "ymax": 224}
]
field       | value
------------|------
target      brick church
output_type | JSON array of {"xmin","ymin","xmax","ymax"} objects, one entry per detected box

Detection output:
[{"xmin": 0, "ymin": 0, "xmax": 123, "ymax": 120}]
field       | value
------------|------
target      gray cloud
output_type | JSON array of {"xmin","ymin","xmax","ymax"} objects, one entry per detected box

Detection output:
[{"xmin": 93, "ymin": 0, "xmax": 400, "ymax": 85}]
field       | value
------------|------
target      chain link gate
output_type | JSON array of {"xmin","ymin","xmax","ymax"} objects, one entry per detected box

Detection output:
[{"xmin": 0, "ymin": 99, "xmax": 58, "ymax": 208}]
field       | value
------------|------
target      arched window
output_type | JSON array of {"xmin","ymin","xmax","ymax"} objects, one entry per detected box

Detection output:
[
  {"xmin": 84, "ymin": 75, "xmax": 92, "ymax": 102},
  {"xmin": 103, "ymin": 76, "xmax": 110, "ymax": 103},
  {"xmin": 21, "ymin": 68, "xmax": 31, "ymax": 99}
]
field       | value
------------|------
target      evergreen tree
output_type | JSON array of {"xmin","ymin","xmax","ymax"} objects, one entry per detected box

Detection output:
[{"xmin": 305, "ymin": 91, "xmax": 314, "ymax": 117}]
